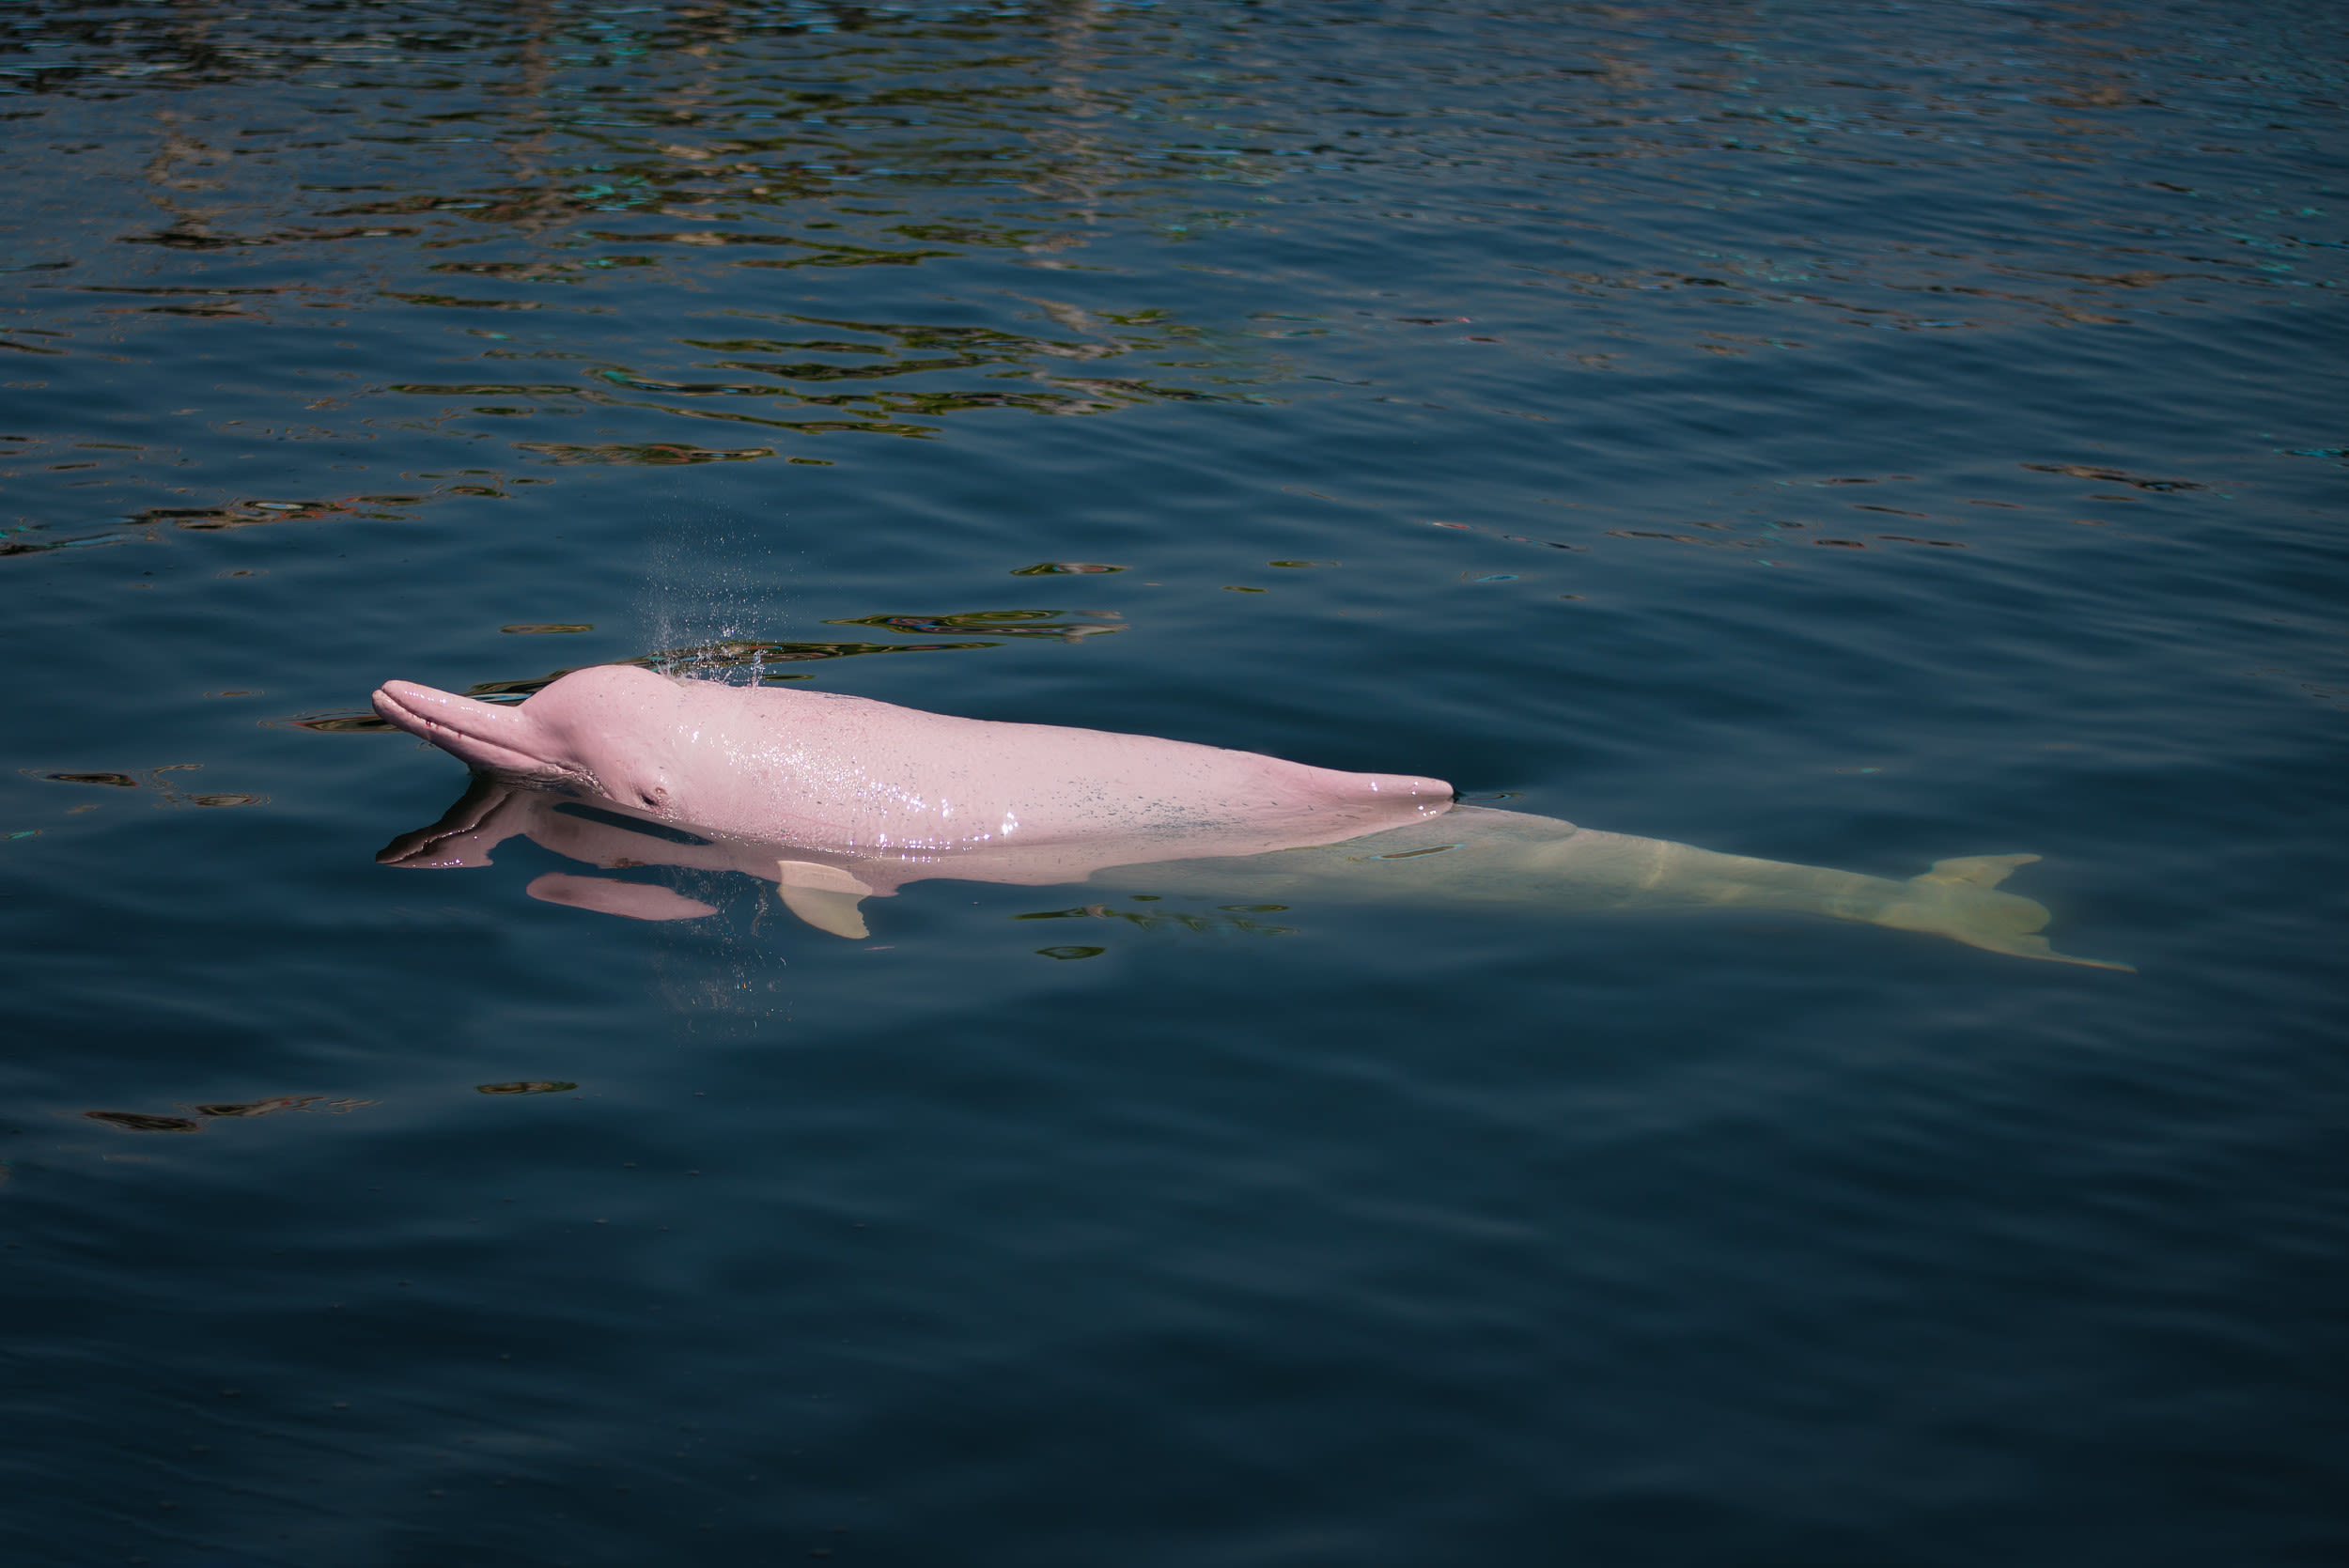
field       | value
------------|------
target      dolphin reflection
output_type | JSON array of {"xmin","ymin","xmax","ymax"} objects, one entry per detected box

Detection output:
[{"xmin": 378, "ymin": 775, "xmax": 2129, "ymax": 970}]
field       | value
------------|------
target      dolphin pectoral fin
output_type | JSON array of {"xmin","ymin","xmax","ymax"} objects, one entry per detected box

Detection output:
[
  {"xmin": 777, "ymin": 887, "xmax": 869, "ymax": 939},
  {"xmin": 775, "ymin": 861, "xmax": 873, "ymax": 939},
  {"xmin": 527, "ymin": 872, "xmax": 718, "ymax": 922},
  {"xmin": 1916, "ymin": 853, "xmax": 2039, "ymax": 889}
]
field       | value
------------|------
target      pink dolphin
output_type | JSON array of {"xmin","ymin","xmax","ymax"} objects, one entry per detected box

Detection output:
[
  {"xmin": 372, "ymin": 667, "xmax": 2129, "ymax": 968},
  {"xmin": 371, "ymin": 664, "xmax": 1455, "ymax": 894}
]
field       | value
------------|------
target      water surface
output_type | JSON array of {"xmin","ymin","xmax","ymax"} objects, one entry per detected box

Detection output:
[{"xmin": 3, "ymin": 3, "xmax": 2344, "ymax": 1564}]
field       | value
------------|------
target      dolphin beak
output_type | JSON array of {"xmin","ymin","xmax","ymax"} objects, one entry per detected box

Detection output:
[{"xmin": 371, "ymin": 679, "xmax": 569, "ymax": 779}]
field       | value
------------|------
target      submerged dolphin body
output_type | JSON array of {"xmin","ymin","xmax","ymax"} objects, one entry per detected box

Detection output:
[{"xmin": 372, "ymin": 668, "xmax": 2129, "ymax": 970}]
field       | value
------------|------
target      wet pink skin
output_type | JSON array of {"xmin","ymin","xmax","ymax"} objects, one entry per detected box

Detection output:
[
  {"xmin": 372, "ymin": 671, "xmax": 2128, "ymax": 968},
  {"xmin": 370, "ymin": 665, "xmax": 1455, "ymax": 884}
]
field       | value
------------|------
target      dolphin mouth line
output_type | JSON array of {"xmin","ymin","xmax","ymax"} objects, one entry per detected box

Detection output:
[{"xmin": 371, "ymin": 681, "xmax": 595, "ymax": 786}]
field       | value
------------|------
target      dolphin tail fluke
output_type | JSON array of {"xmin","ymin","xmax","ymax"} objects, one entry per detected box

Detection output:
[
  {"xmin": 1952, "ymin": 931, "xmax": 2137, "ymax": 971},
  {"xmin": 1917, "ymin": 852, "xmax": 2038, "ymax": 889},
  {"xmin": 775, "ymin": 860, "xmax": 873, "ymax": 939},
  {"xmin": 1878, "ymin": 854, "xmax": 2134, "ymax": 971}
]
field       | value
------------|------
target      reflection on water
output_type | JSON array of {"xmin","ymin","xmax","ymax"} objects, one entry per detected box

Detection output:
[
  {"xmin": 3, "ymin": 3, "xmax": 2342, "ymax": 1565},
  {"xmin": 379, "ymin": 769, "xmax": 2132, "ymax": 969},
  {"xmin": 84, "ymin": 1095, "xmax": 372, "ymax": 1132},
  {"xmin": 83, "ymin": 1110, "xmax": 202, "ymax": 1134},
  {"xmin": 823, "ymin": 609, "xmax": 1122, "ymax": 640},
  {"xmin": 31, "ymin": 770, "xmax": 139, "ymax": 789},
  {"xmin": 5, "ymin": 0, "xmax": 2335, "ymax": 560},
  {"xmin": 1017, "ymin": 900, "xmax": 1294, "ymax": 938},
  {"xmin": 1009, "ymin": 560, "xmax": 1123, "ymax": 575},
  {"xmin": 24, "ymin": 764, "xmax": 264, "ymax": 807}
]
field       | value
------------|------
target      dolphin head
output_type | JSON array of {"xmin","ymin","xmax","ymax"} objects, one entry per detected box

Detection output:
[{"xmin": 371, "ymin": 665, "xmax": 692, "ymax": 815}]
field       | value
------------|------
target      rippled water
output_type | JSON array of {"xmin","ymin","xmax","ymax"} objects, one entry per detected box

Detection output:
[{"xmin": 5, "ymin": 3, "xmax": 2345, "ymax": 1563}]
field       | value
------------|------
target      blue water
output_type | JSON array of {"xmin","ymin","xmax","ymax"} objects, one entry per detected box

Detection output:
[{"xmin": 4, "ymin": 2, "xmax": 2345, "ymax": 1563}]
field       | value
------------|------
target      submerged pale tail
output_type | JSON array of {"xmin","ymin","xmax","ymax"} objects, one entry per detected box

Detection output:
[{"xmin": 1883, "ymin": 854, "xmax": 2134, "ymax": 971}]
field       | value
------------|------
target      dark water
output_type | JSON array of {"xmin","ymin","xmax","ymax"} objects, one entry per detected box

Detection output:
[{"xmin": 4, "ymin": 2, "xmax": 2345, "ymax": 1562}]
